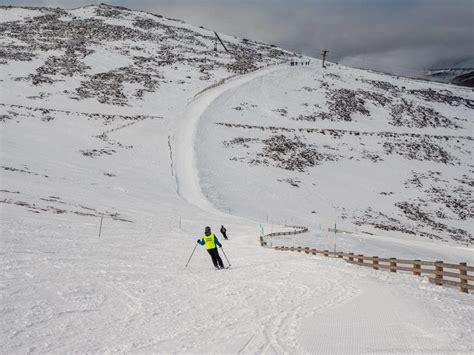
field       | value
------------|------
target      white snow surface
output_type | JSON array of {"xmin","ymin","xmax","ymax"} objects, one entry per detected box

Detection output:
[
  {"xmin": 1, "ymin": 4, "xmax": 473, "ymax": 354},
  {"xmin": 198, "ymin": 64, "xmax": 474, "ymax": 257}
]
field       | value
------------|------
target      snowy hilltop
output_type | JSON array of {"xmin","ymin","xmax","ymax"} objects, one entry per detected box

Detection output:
[{"xmin": 1, "ymin": 4, "xmax": 473, "ymax": 353}]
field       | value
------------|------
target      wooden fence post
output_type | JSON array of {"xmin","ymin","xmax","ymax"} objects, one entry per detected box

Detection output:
[
  {"xmin": 373, "ymin": 256, "xmax": 379, "ymax": 270},
  {"xmin": 435, "ymin": 261, "xmax": 443, "ymax": 286},
  {"xmin": 349, "ymin": 253, "xmax": 354, "ymax": 262},
  {"xmin": 324, "ymin": 250, "xmax": 329, "ymax": 257},
  {"xmin": 305, "ymin": 247, "xmax": 310, "ymax": 254},
  {"xmin": 311, "ymin": 249, "xmax": 317, "ymax": 255},
  {"xmin": 357, "ymin": 254, "xmax": 364, "ymax": 264},
  {"xmin": 413, "ymin": 260, "xmax": 421, "ymax": 276},
  {"xmin": 460, "ymin": 262, "xmax": 468, "ymax": 293},
  {"xmin": 390, "ymin": 258, "xmax": 397, "ymax": 272},
  {"xmin": 337, "ymin": 252, "xmax": 343, "ymax": 258}
]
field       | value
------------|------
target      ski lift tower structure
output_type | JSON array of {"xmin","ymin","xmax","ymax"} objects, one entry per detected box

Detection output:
[
  {"xmin": 321, "ymin": 50, "xmax": 329, "ymax": 68},
  {"xmin": 214, "ymin": 31, "xmax": 230, "ymax": 54}
]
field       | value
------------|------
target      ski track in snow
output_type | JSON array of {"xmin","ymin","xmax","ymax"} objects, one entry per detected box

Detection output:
[
  {"xmin": 168, "ymin": 64, "xmax": 472, "ymax": 353},
  {"xmin": 172, "ymin": 64, "xmax": 285, "ymax": 215}
]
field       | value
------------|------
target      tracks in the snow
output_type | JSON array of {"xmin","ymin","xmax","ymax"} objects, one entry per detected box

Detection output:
[{"xmin": 172, "ymin": 64, "xmax": 284, "ymax": 214}]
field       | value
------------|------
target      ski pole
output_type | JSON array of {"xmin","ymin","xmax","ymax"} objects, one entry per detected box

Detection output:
[
  {"xmin": 185, "ymin": 242, "xmax": 199, "ymax": 268},
  {"xmin": 220, "ymin": 246, "xmax": 231, "ymax": 267}
]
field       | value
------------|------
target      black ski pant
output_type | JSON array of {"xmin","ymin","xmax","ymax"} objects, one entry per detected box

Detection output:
[
  {"xmin": 207, "ymin": 248, "xmax": 224, "ymax": 268},
  {"xmin": 222, "ymin": 232, "xmax": 228, "ymax": 240}
]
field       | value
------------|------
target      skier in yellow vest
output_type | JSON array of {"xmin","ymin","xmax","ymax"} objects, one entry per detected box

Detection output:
[{"xmin": 197, "ymin": 226, "xmax": 225, "ymax": 269}]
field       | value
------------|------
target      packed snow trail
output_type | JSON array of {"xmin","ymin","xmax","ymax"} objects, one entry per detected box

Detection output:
[
  {"xmin": 2, "ymin": 212, "xmax": 473, "ymax": 353},
  {"xmin": 168, "ymin": 65, "xmax": 473, "ymax": 353},
  {"xmin": 172, "ymin": 64, "xmax": 285, "ymax": 215}
]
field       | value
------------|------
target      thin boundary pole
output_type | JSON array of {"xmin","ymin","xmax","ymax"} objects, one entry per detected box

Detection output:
[{"xmin": 98, "ymin": 214, "xmax": 104, "ymax": 238}]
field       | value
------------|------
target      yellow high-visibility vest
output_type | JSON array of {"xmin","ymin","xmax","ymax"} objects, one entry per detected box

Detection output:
[{"xmin": 203, "ymin": 233, "xmax": 216, "ymax": 250}]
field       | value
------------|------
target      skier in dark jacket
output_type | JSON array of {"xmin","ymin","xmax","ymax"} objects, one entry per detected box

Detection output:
[
  {"xmin": 197, "ymin": 226, "xmax": 224, "ymax": 269},
  {"xmin": 220, "ymin": 225, "xmax": 228, "ymax": 240}
]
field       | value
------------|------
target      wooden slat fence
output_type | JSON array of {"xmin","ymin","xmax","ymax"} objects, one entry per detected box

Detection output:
[{"xmin": 260, "ymin": 227, "xmax": 473, "ymax": 294}]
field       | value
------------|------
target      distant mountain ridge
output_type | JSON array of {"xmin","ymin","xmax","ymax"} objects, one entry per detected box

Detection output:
[{"xmin": 425, "ymin": 68, "xmax": 474, "ymax": 87}]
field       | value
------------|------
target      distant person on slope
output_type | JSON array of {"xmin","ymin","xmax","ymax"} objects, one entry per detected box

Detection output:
[
  {"xmin": 220, "ymin": 225, "xmax": 229, "ymax": 240},
  {"xmin": 197, "ymin": 226, "xmax": 225, "ymax": 269}
]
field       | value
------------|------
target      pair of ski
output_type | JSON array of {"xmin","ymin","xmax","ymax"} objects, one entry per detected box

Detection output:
[{"xmin": 215, "ymin": 265, "xmax": 230, "ymax": 270}]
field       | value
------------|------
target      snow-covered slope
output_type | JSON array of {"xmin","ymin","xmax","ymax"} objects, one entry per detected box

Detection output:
[
  {"xmin": 1, "ymin": 4, "xmax": 473, "ymax": 353},
  {"xmin": 198, "ymin": 64, "xmax": 474, "ymax": 247}
]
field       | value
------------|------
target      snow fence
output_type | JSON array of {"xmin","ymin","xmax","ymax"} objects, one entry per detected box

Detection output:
[{"xmin": 260, "ymin": 228, "xmax": 473, "ymax": 294}]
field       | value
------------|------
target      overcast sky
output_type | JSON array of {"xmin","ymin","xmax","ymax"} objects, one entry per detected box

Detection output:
[{"xmin": 3, "ymin": 0, "xmax": 474, "ymax": 75}]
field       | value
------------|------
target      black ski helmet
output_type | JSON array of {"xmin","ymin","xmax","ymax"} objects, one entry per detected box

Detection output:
[{"xmin": 205, "ymin": 226, "xmax": 211, "ymax": 235}]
